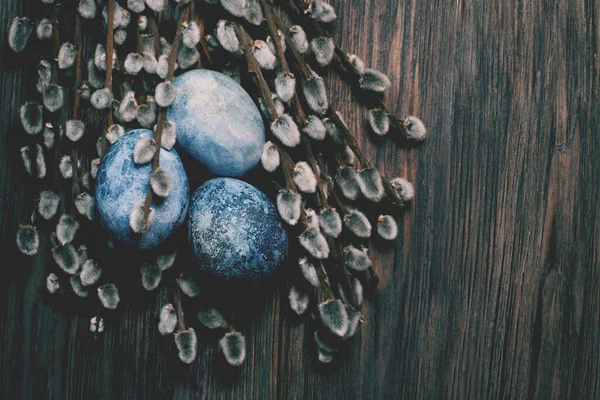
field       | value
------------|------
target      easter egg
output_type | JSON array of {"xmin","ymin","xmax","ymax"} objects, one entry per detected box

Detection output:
[
  {"xmin": 168, "ymin": 69, "xmax": 265, "ymax": 177},
  {"xmin": 188, "ymin": 178, "xmax": 288, "ymax": 280},
  {"xmin": 95, "ymin": 129, "xmax": 190, "ymax": 249}
]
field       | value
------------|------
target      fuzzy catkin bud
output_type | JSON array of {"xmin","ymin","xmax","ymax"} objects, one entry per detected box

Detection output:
[
  {"xmin": 46, "ymin": 273, "xmax": 60, "ymax": 294},
  {"xmin": 66, "ymin": 120, "xmax": 85, "ymax": 142},
  {"xmin": 155, "ymin": 82, "xmax": 177, "ymax": 108},
  {"xmin": 335, "ymin": 167, "xmax": 361, "ymax": 200},
  {"xmin": 106, "ymin": 124, "xmax": 125, "ymax": 144},
  {"xmin": 37, "ymin": 60, "xmax": 52, "ymax": 93},
  {"xmin": 16, "ymin": 226, "xmax": 39, "ymax": 256},
  {"xmin": 319, "ymin": 208, "xmax": 342, "ymax": 238},
  {"xmin": 243, "ymin": 0, "xmax": 263, "ymax": 26},
  {"xmin": 302, "ymin": 115, "xmax": 326, "ymax": 141},
  {"xmin": 124, "ymin": 53, "xmax": 144, "ymax": 75},
  {"xmin": 182, "ymin": 21, "xmax": 200, "ymax": 48},
  {"xmin": 344, "ymin": 209, "xmax": 372, "ymax": 238},
  {"xmin": 36, "ymin": 18, "xmax": 53, "ymax": 40},
  {"xmin": 58, "ymin": 156, "xmax": 73, "ymax": 179},
  {"xmin": 158, "ymin": 120, "xmax": 177, "ymax": 150},
  {"xmin": 299, "ymin": 257, "xmax": 320, "ymax": 287},
  {"xmin": 53, "ymin": 243, "xmax": 79, "ymax": 274},
  {"xmin": 176, "ymin": 276, "xmax": 201, "ymax": 298},
  {"xmin": 359, "ymin": 68, "xmax": 391, "ymax": 92},
  {"xmin": 98, "ymin": 283, "xmax": 120, "ymax": 309},
  {"xmin": 271, "ymin": 114, "xmax": 301, "ymax": 147},
  {"xmin": 141, "ymin": 263, "xmax": 162, "ymax": 290},
  {"xmin": 8, "ymin": 17, "xmax": 34, "ymax": 53},
  {"xmin": 133, "ymin": 136, "xmax": 156, "ymax": 164},
  {"xmin": 252, "ymin": 40, "xmax": 277, "ymax": 70},
  {"xmin": 299, "ymin": 228, "xmax": 330, "ymax": 259},
  {"xmin": 310, "ymin": 1, "xmax": 337, "ymax": 23},
  {"xmin": 289, "ymin": 286, "xmax": 309, "ymax": 315},
  {"xmin": 38, "ymin": 190, "xmax": 60, "ymax": 220},
  {"xmin": 177, "ymin": 46, "xmax": 200, "ymax": 69},
  {"xmin": 78, "ymin": 0, "xmax": 97, "ymax": 19},
  {"xmin": 368, "ymin": 108, "xmax": 390, "ymax": 136},
  {"xmin": 74, "ymin": 192, "xmax": 95, "ymax": 221},
  {"xmin": 377, "ymin": 215, "xmax": 398, "ymax": 240},
  {"xmin": 129, "ymin": 202, "xmax": 155, "ymax": 233},
  {"xmin": 274, "ymin": 72, "xmax": 296, "ymax": 103},
  {"xmin": 71, "ymin": 275, "xmax": 89, "ymax": 297},
  {"xmin": 128, "ymin": 0, "xmax": 146, "ymax": 13},
  {"xmin": 56, "ymin": 214, "xmax": 79, "ymax": 245},
  {"xmin": 358, "ymin": 168, "xmax": 385, "ymax": 202},
  {"xmin": 220, "ymin": 0, "xmax": 248, "ymax": 17},
  {"xmin": 175, "ymin": 328, "xmax": 198, "ymax": 364},
  {"xmin": 404, "ymin": 116, "xmax": 427, "ymax": 141},
  {"xmin": 310, "ymin": 37, "xmax": 335, "ymax": 67},
  {"xmin": 216, "ymin": 20, "xmax": 241, "ymax": 54},
  {"xmin": 20, "ymin": 102, "xmax": 44, "ymax": 135},
  {"xmin": 158, "ymin": 304, "xmax": 177, "ymax": 335},
  {"xmin": 293, "ymin": 161, "xmax": 317, "ymax": 193},
  {"xmin": 261, "ymin": 141, "xmax": 280, "ymax": 173},
  {"xmin": 301, "ymin": 72, "xmax": 329, "ymax": 115},
  {"xmin": 157, "ymin": 251, "xmax": 177, "ymax": 271},
  {"xmin": 90, "ymin": 88, "xmax": 113, "ymax": 110},
  {"xmin": 43, "ymin": 85, "xmax": 65, "ymax": 113},
  {"xmin": 219, "ymin": 331, "xmax": 246, "ymax": 366},
  {"xmin": 319, "ymin": 299, "xmax": 349, "ymax": 337},
  {"xmin": 390, "ymin": 177, "xmax": 415, "ymax": 201},
  {"xmin": 197, "ymin": 308, "xmax": 228, "ymax": 329},
  {"xmin": 80, "ymin": 259, "xmax": 102, "ymax": 286},
  {"xmin": 344, "ymin": 245, "xmax": 372, "ymax": 271},
  {"xmin": 276, "ymin": 190, "xmax": 302, "ymax": 226},
  {"xmin": 150, "ymin": 168, "xmax": 174, "ymax": 197},
  {"xmin": 58, "ymin": 42, "xmax": 77, "ymax": 69},
  {"xmin": 289, "ymin": 25, "xmax": 308, "ymax": 54}
]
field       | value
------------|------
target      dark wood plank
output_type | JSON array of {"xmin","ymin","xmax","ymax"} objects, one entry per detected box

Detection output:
[{"xmin": 1, "ymin": 0, "xmax": 599, "ymax": 399}]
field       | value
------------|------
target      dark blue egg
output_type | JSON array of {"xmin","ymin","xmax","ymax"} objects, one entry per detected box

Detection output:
[
  {"xmin": 188, "ymin": 178, "xmax": 288, "ymax": 280},
  {"xmin": 168, "ymin": 69, "xmax": 265, "ymax": 177},
  {"xmin": 95, "ymin": 129, "xmax": 190, "ymax": 249}
]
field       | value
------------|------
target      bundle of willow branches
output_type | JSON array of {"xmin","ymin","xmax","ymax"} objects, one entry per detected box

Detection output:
[{"xmin": 10, "ymin": 0, "xmax": 426, "ymax": 366}]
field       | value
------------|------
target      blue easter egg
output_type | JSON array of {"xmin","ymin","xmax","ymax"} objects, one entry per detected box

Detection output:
[
  {"xmin": 168, "ymin": 69, "xmax": 265, "ymax": 177},
  {"xmin": 95, "ymin": 129, "xmax": 190, "ymax": 249},
  {"xmin": 188, "ymin": 178, "xmax": 288, "ymax": 280}
]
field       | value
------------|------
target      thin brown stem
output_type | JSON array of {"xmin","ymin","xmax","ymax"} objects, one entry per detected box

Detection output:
[
  {"xmin": 316, "ymin": 261, "xmax": 335, "ymax": 299},
  {"xmin": 70, "ymin": 13, "xmax": 84, "ymax": 199},
  {"xmin": 271, "ymin": 12, "xmax": 311, "ymax": 80},
  {"xmin": 105, "ymin": 0, "xmax": 115, "ymax": 91},
  {"xmin": 257, "ymin": 1, "xmax": 329, "ymax": 209},
  {"xmin": 174, "ymin": 285, "xmax": 186, "ymax": 332},
  {"xmin": 259, "ymin": 0, "xmax": 290, "ymax": 73},
  {"xmin": 50, "ymin": 4, "xmax": 60, "ymax": 85},
  {"xmin": 141, "ymin": 4, "xmax": 192, "ymax": 230}
]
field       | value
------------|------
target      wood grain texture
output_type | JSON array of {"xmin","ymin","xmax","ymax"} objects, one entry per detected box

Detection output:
[{"xmin": 1, "ymin": 0, "xmax": 599, "ymax": 399}]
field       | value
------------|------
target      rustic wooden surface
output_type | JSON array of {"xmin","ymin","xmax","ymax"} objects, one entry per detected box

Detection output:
[{"xmin": 1, "ymin": 0, "xmax": 599, "ymax": 399}]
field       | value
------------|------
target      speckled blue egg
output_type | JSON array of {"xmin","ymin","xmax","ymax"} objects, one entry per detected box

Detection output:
[
  {"xmin": 188, "ymin": 178, "xmax": 288, "ymax": 280},
  {"xmin": 95, "ymin": 129, "xmax": 190, "ymax": 250},
  {"xmin": 167, "ymin": 69, "xmax": 265, "ymax": 177}
]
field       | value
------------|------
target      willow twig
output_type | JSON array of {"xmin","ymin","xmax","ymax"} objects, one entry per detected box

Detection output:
[
  {"xmin": 270, "ymin": 12, "xmax": 404, "ymax": 208},
  {"xmin": 174, "ymin": 285, "xmax": 186, "ymax": 332},
  {"xmin": 141, "ymin": 4, "xmax": 192, "ymax": 230}
]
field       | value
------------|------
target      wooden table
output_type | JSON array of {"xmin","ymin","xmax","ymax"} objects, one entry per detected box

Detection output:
[{"xmin": 1, "ymin": 0, "xmax": 598, "ymax": 399}]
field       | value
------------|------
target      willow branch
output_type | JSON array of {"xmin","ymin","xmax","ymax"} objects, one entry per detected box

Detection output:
[
  {"xmin": 70, "ymin": 12, "xmax": 84, "ymax": 199},
  {"xmin": 142, "ymin": 4, "xmax": 192, "ymax": 230},
  {"xmin": 174, "ymin": 285, "xmax": 186, "ymax": 332},
  {"xmin": 289, "ymin": 0, "xmax": 407, "ymax": 134}
]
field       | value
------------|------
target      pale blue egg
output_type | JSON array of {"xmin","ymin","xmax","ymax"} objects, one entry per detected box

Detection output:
[
  {"xmin": 168, "ymin": 69, "xmax": 265, "ymax": 177},
  {"xmin": 95, "ymin": 129, "xmax": 190, "ymax": 249}
]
